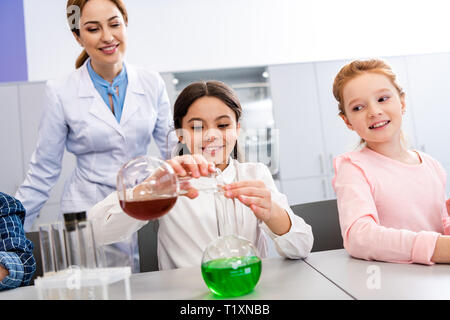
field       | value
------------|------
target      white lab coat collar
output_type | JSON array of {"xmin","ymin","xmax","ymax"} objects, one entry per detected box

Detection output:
[
  {"xmin": 77, "ymin": 59, "xmax": 147, "ymax": 137},
  {"xmin": 77, "ymin": 59, "xmax": 145, "ymax": 97}
]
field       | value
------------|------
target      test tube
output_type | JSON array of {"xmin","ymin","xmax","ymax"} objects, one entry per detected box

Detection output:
[
  {"xmin": 76, "ymin": 212, "xmax": 98, "ymax": 269},
  {"xmin": 38, "ymin": 224, "xmax": 56, "ymax": 276},
  {"xmin": 63, "ymin": 212, "xmax": 98, "ymax": 269},
  {"xmin": 64, "ymin": 212, "xmax": 82, "ymax": 268},
  {"xmin": 51, "ymin": 222, "xmax": 68, "ymax": 272}
]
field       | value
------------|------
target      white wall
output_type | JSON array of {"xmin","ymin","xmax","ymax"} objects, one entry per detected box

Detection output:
[{"xmin": 23, "ymin": 0, "xmax": 450, "ymax": 81}]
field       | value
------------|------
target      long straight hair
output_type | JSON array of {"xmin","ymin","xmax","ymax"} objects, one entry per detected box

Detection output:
[
  {"xmin": 66, "ymin": 0, "xmax": 128, "ymax": 69},
  {"xmin": 173, "ymin": 81, "xmax": 244, "ymax": 162}
]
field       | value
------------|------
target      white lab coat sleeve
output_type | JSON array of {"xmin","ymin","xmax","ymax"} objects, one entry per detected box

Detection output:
[
  {"xmin": 15, "ymin": 82, "xmax": 68, "ymax": 231},
  {"xmin": 152, "ymin": 74, "xmax": 178, "ymax": 160},
  {"xmin": 88, "ymin": 191, "xmax": 148, "ymax": 246},
  {"xmin": 257, "ymin": 164, "xmax": 314, "ymax": 259}
]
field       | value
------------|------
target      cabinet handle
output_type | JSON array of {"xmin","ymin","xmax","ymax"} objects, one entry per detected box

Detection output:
[
  {"xmin": 322, "ymin": 179, "xmax": 327, "ymax": 199},
  {"xmin": 329, "ymin": 154, "xmax": 334, "ymax": 175},
  {"xmin": 319, "ymin": 154, "xmax": 325, "ymax": 174}
]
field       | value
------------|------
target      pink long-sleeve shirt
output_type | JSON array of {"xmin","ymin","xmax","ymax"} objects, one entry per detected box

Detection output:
[{"xmin": 333, "ymin": 147, "xmax": 450, "ymax": 265}]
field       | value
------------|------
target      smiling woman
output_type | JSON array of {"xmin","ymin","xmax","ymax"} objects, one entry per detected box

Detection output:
[
  {"xmin": 67, "ymin": 0, "xmax": 128, "ymax": 73},
  {"xmin": 15, "ymin": 0, "xmax": 177, "ymax": 272}
]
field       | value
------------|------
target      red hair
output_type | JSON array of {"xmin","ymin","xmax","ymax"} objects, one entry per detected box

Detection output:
[{"xmin": 333, "ymin": 59, "xmax": 404, "ymax": 116}]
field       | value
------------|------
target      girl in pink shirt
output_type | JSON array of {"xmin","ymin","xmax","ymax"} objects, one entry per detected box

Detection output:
[{"xmin": 332, "ymin": 59, "xmax": 450, "ymax": 265}]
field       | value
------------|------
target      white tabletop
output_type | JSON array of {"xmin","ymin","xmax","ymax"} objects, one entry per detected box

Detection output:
[
  {"xmin": 305, "ymin": 249, "xmax": 450, "ymax": 300},
  {"xmin": 0, "ymin": 256, "xmax": 352, "ymax": 300}
]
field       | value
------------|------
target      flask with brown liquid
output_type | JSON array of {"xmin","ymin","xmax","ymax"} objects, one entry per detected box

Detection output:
[{"xmin": 117, "ymin": 155, "xmax": 219, "ymax": 221}]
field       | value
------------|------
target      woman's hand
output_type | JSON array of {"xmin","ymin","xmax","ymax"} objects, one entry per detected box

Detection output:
[
  {"xmin": 166, "ymin": 155, "xmax": 216, "ymax": 199},
  {"xmin": 224, "ymin": 180, "xmax": 292, "ymax": 235},
  {"xmin": 0, "ymin": 265, "xmax": 9, "ymax": 281}
]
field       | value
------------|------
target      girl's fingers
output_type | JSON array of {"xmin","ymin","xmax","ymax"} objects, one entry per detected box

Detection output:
[
  {"xmin": 170, "ymin": 155, "xmax": 214, "ymax": 178},
  {"xmin": 180, "ymin": 155, "xmax": 201, "ymax": 178},
  {"xmin": 208, "ymin": 162, "xmax": 216, "ymax": 173},
  {"xmin": 225, "ymin": 180, "xmax": 266, "ymax": 190},
  {"xmin": 247, "ymin": 202, "xmax": 271, "ymax": 221},
  {"xmin": 192, "ymin": 154, "xmax": 211, "ymax": 176},
  {"xmin": 225, "ymin": 187, "xmax": 268, "ymax": 199},
  {"xmin": 182, "ymin": 188, "xmax": 199, "ymax": 199},
  {"xmin": 237, "ymin": 195, "xmax": 270, "ymax": 210},
  {"xmin": 167, "ymin": 158, "xmax": 187, "ymax": 176}
]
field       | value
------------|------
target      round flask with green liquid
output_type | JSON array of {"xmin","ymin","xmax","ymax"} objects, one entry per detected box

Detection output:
[
  {"xmin": 201, "ymin": 170, "xmax": 262, "ymax": 297},
  {"xmin": 201, "ymin": 235, "xmax": 261, "ymax": 297}
]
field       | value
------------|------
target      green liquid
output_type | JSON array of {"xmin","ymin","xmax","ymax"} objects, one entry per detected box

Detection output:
[{"xmin": 201, "ymin": 256, "xmax": 262, "ymax": 297}]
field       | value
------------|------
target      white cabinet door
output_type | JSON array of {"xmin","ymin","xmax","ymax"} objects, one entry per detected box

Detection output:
[
  {"xmin": 406, "ymin": 53, "xmax": 450, "ymax": 164},
  {"xmin": 281, "ymin": 177, "xmax": 329, "ymax": 206},
  {"xmin": 268, "ymin": 63, "xmax": 326, "ymax": 180},
  {"xmin": 0, "ymin": 84, "xmax": 24, "ymax": 195},
  {"xmin": 314, "ymin": 59, "xmax": 359, "ymax": 175}
]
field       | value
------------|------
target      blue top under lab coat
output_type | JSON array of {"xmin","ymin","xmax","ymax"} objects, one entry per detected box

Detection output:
[
  {"xmin": 16, "ymin": 59, "xmax": 177, "ymax": 231},
  {"xmin": 87, "ymin": 60, "xmax": 127, "ymax": 123}
]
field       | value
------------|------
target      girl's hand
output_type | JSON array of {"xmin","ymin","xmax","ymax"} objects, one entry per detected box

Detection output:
[
  {"xmin": 132, "ymin": 155, "xmax": 215, "ymax": 201},
  {"xmin": 224, "ymin": 180, "xmax": 273, "ymax": 222},
  {"xmin": 166, "ymin": 154, "xmax": 216, "ymax": 199},
  {"xmin": 224, "ymin": 180, "xmax": 292, "ymax": 235}
]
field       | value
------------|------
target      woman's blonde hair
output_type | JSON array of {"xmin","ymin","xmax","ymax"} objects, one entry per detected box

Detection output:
[
  {"xmin": 332, "ymin": 59, "xmax": 406, "ymax": 147},
  {"xmin": 66, "ymin": 0, "xmax": 128, "ymax": 69}
]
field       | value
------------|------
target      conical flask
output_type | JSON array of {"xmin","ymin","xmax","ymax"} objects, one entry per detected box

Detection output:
[{"xmin": 201, "ymin": 171, "xmax": 262, "ymax": 297}]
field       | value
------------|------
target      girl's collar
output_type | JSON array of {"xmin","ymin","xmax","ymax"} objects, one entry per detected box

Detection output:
[{"xmin": 216, "ymin": 158, "xmax": 237, "ymax": 184}]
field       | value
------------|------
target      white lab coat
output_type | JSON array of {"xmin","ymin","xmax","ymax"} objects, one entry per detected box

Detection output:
[
  {"xmin": 89, "ymin": 160, "xmax": 314, "ymax": 270},
  {"xmin": 16, "ymin": 59, "xmax": 177, "ymax": 231}
]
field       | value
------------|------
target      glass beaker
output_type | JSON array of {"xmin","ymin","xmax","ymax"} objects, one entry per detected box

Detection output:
[
  {"xmin": 116, "ymin": 155, "xmax": 219, "ymax": 221},
  {"xmin": 201, "ymin": 173, "xmax": 262, "ymax": 297}
]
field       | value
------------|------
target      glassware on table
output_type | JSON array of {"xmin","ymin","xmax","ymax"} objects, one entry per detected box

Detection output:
[
  {"xmin": 116, "ymin": 155, "xmax": 221, "ymax": 221},
  {"xmin": 36, "ymin": 213, "xmax": 131, "ymax": 300},
  {"xmin": 39, "ymin": 222, "xmax": 67, "ymax": 277},
  {"xmin": 200, "ymin": 172, "xmax": 262, "ymax": 297}
]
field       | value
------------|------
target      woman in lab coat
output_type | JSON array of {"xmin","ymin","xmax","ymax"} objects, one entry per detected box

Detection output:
[{"xmin": 15, "ymin": 0, "xmax": 177, "ymax": 237}]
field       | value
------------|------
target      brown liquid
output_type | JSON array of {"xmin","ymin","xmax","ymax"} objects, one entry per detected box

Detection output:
[{"xmin": 119, "ymin": 196, "xmax": 177, "ymax": 221}]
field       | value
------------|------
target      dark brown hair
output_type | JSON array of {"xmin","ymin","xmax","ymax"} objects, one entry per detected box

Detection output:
[
  {"xmin": 66, "ymin": 0, "xmax": 128, "ymax": 69},
  {"xmin": 173, "ymin": 81, "xmax": 243, "ymax": 161}
]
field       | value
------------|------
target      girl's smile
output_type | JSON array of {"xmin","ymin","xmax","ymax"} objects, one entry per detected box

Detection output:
[
  {"xmin": 202, "ymin": 144, "xmax": 225, "ymax": 155},
  {"xmin": 180, "ymin": 96, "xmax": 240, "ymax": 170},
  {"xmin": 341, "ymin": 72, "xmax": 405, "ymax": 146},
  {"xmin": 368, "ymin": 120, "xmax": 391, "ymax": 130}
]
